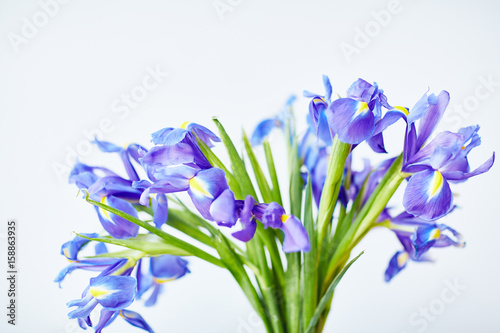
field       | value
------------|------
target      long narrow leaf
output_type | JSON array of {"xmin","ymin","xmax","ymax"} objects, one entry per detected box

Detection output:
[
  {"xmin": 76, "ymin": 233, "xmax": 191, "ymax": 257},
  {"xmin": 84, "ymin": 193, "xmax": 224, "ymax": 268},
  {"xmin": 305, "ymin": 251, "xmax": 364, "ymax": 333}
]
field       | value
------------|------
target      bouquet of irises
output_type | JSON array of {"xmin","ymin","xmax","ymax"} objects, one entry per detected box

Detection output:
[{"xmin": 56, "ymin": 76, "xmax": 495, "ymax": 332}]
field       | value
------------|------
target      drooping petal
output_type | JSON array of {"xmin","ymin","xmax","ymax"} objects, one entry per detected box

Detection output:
[
  {"xmin": 280, "ymin": 215, "xmax": 310, "ymax": 252},
  {"xmin": 384, "ymin": 251, "xmax": 409, "ymax": 282},
  {"xmin": 152, "ymin": 194, "xmax": 169, "ymax": 228},
  {"xmin": 144, "ymin": 283, "xmax": 162, "ymax": 307},
  {"xmin": 61, "ymin": 233, "xmax": 99, "ymax": 261},
  {"xmin": 367, "ymin": 132, "xmax": 387, "ymax": 153},
  {"xmin": 232, "ymin": 196, "xmax": 257, "ymax": 242},
  {"xmin": 87, "ymin": 176, "xmax": 142, "ymax": 202},
  {"xmin": 412, "ymin": 224, "xmax": 442, "ymax": 258},
  {"xmin": 209, "ymin": 189, "xmax": 238, "ymax": 227},
  {"xmin": 186, "ymin": 122, "xmax": 221, "ymax": 148},
  {"xmin": 187, "ymin": 168, "xmax": 228, "ymax": 220},
  {"xmin": 88, "ymin": 275, "xmax": 136, "ymax": 310},
  {"xmin": 403, "ymin": 170, "xmax": 453, "ymax": 220},
  {"xmin": 119, "ymin": 310, "xmax": 155, "ymax": 333},
  {"xmin": 327, "ymin": 98, "xmax": 375, "ymax": 144},
  {"xmin": 97, "ymin": 196, "xmax": 140, "ymax": 239},
  {"xmin": 94, "ymin": 309, "xmax": 118, "ymax": 333},
  {"xmin": 442, "ymin": 152, "xmax": 495, "ymax": 182},
  {"xmin": 150, "ymin": 255, "xmax": 190, "ymax": 281}
]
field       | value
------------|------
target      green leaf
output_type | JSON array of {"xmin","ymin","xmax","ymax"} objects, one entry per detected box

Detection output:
[
  {"xmin": 305, "ymin": 251, "xmax": 364, "ymax": 333},
  {"xmin": 242, "ymin": 130, "xmax": 273, "ymax": 203},
  {"xmin": 285, "ymin": 140, "xmax": 303, "ymax": 333},
  {"xmin": 316, "ymin": 136, "xmax": 351, "ymax": 250},
  {"xmin": 76, "ymin": 233, "xmax": 192, "ymax": 256},
  {"xmin": 84, "ymin": 193, "xmax": 224, "ymax": 268},
  {"xmin": 213, "ymin": 232, "xmax": 273, "ymax": 332},
  {"xmin": 84, "ymin": 249, "xmax": 145, "ymax": 259},
  {"xmin": 302, "ymin": 177, "xmax": 317, "ymax": 331},
  {"xmin": 263, "ymin": 139, "xmax": 283, "ymax": 206},
  {"xmin": 213, "ymin": 118, "xmax": 258, "ymax": 199}
]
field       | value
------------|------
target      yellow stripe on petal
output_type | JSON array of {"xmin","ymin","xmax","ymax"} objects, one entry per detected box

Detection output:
[
  {"xmin": 154, "ymin": 276, "xmax": 176, "ymax": 284},
  {"xmin": 120, "ymin": 310, "xmax": 138, "ymax": 318},
  {"xmin": 397, "ymin": 252, "xmax": 409, "ymax": 268},
  {"xmin": 189, "ymin": 177, "xmax": 213, "ymax": 198},
  {"xmin": 428, "ymin": 171, "xmax": 444, "ymax": 198},
  {"xmin": 281, "ymin": 214, "xmax": 291, "ymax": 223},
  {"xmin": 429, "ymin": 228, "xmax": 441, "ymax": 240},
  {"xmin": 89, "ymin": 286, "xmax": 112, "ymax": 299},
  {"xmin": 353, "ymin": 101, "xmax": 369, "ymax": 118},
  {"xmin": 100, "ymin": 197, "xmax": 111, "ymax": 219},
  {"xmin": 180, "ymin": 121, "xmax": 190, "ymax": 129},
  {"xmin": 393, "ymin": 106, "xmax": 409, "ymax": 116}
]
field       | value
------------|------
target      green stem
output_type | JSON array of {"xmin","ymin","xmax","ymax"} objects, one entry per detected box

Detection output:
[
  {"xmin": 316, "ymin": 137, "xmax": 351, "ymax": 253},
  {"xmin": 322, "ymin": 155, "xmax": 405, "ymax": 293}
]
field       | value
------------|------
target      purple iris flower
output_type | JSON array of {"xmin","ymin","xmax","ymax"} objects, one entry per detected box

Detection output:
[
  {"xmin": 402, "ymin": 123, "xmax": 495, "ymax": 220},
  {"xmin": 326, "ymin": 79, "xmax": 393, "ymax": 147},
  {"xmin": 250, "ymin": 95, "xmax": 296, "ymax": 146},
  {"xmin": 251, "ymin": 201, "xmax": 310, "ymax": 252},
  {"xmin": 152, "ymin": 122, "xmax": 221, "ymax": 148},
  {"xmin": 66, "ymin": 259, "xmax": 136, "ymax": 322},
  {"xmin": 136, "ymin": 255, "xmax": 190, "ymax": 307},
  {"xmin": 381, "ymin": 210, "xmax": 465, "ymax": 281}
]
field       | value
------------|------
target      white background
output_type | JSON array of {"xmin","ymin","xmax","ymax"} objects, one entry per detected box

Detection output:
[{"xmin": 1, "ymin": 0, "xmax": 499, "ymax": 332}]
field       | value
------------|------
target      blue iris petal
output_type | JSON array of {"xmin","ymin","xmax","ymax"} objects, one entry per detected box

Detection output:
[
  {"xmin": 152, "ymin": 194, "xmax": 168, "ymax": 228},
  {"xmin": 328, "ymin": 98, "xmax": 375, "ymax": 144},
  {"xmin": 120, "ymin": 309, "xmax": 155, "ymax": 333},
  {"xmin": 187, "ymin": 168, "xmax": 228, "ymax": 220},
  {"xmin": 210, "ymin": 189, "xmax": 238, "ymax": 227},
  {"xmin": 97, "ymin": 196, "xmax": 140, "ymax": 239},
  {"xmin": 88, "ymin": 275, "xmax": 136, "ymax": 310},
  {"xmin": 403, "ymin": 170, "xmax": 453, "ymax": 221},
  {"xmin": 232, "ymin": 195, "xmax": 257, "ymax": 242},
  {"xmin": 280, "ymin": 215, "xmax": 310, "ymax": 253}
]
